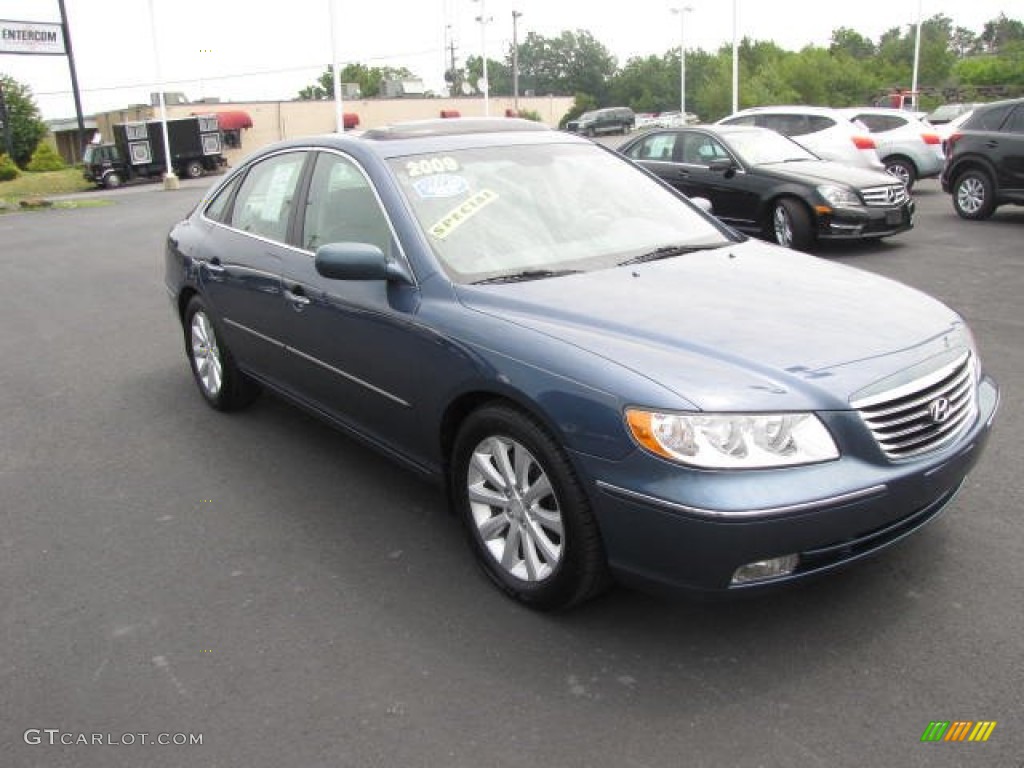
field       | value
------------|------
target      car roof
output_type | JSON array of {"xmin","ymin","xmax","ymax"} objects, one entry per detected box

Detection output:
[
  {"xmin": 729, "ymin": 105, "xmax": 846, "ymax": 116},
  {"xmin": 244, "ymin": 118, "xmax": 589, "ymax": 162}
]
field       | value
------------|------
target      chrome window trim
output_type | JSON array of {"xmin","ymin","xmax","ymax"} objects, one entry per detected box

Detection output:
[{"xmin": 198, "ymin": 146, "xmax": 418, "ymax": 286}]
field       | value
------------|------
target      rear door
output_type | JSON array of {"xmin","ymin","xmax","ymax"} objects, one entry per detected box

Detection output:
[
  {"xmin": 197, "ymin": 150, "xmax": 309, "ymax": 384},
  {"xmin": 998, "ymin": 104, "xmax": 1024, "ymax": 193}
]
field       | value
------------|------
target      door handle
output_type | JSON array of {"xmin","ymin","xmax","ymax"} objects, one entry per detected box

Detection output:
[
  {"xmin": 677, "ymin": 170, "xmax": 690, "ymax": 179},
  {"xmin": 984, "ymin": 140, "xmax": 998, "ymax": 149},
  {"xmin": 203, "ymin": 257, "xmax": 227, "ymax": 279},
  {"xmin": 284, "ymin": 285, "xmax": 311, "ymax": 311}
]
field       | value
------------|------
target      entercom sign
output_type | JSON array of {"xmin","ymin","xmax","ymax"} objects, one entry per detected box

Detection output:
[{"xmin": 0, "ymin": 19, "xmax": 66, "ymax": 56}]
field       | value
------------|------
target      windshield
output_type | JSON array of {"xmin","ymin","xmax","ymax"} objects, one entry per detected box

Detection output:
[
  {"xmin": 725, "ymin": 130, "xmax": 819, "ymax": 165},
  {"xmin": 388, "ymin": 142, "xmax": 731, "ymax": 283}
]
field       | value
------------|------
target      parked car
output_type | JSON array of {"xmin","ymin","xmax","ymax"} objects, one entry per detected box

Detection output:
[
  {"xmin": 620, "ymin": 125, "xmax": 914, "ymax": 251},
  {"xmin": 927, "ymin": 103, "xmax": 980, "ymax": 126},
  {"xmin": 165, "ymin": 118, "xmax": 998, "ymax": 610},
  {"xmin": 837, "ymin": 107, "xmax": 944, "ymax": 191},
  {"xmin": 567, "ymin": 107, "xmax": 635, "ymax": 136},
  {"xmin": 940, "ymin": 97, "xmax": 1024, "ymax": 220},
  {"xmin": 717, "ymin": 106, "xmax": 884, "ymax": 171},
  {"xmin": 935, "ymin": 109, "xmax": 975, "ymax": 149}
]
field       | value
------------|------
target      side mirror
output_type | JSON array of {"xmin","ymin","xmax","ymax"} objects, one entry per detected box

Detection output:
[
  {"xmin": 314, "ymin": 242, "xmax": 411, "ymax": 283},
  {"xmin": 690, "ymin": 197, "xmax": 714, "ymax": 214},
  {"xmin": 708, "ymin": 158, "xmax": 736, "ymax": 177}
]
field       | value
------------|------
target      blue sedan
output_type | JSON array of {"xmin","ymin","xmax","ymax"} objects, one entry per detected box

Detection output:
[{"xmin": 165, "ymin": 118, "xmax": 999, "ymax": 610}]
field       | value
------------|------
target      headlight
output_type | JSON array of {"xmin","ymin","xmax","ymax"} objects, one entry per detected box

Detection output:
[
  {"xmin": 817, "ymin": 185, "xmax": 861, "ymax": 208},
  {"xmin": 626, "ymin": 409, "xmax": 839, "ymax": 469}
]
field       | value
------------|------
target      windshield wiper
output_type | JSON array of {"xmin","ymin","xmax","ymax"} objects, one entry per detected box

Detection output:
[
  {"xmin": 471, "ymin": 269, "xmax": 581, "ymax": 285},
  {"xmin": 618, "ymin": 243, "xmax": 726, "ymax": 266}
]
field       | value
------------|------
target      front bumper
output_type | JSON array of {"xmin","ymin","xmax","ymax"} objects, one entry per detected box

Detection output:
[
  {"xmin": 816, "ymin": 199, "xmax": 915, "ymax": 240},
  {"xmin": 576, "ymin": 375, "xmax": 998, "ymax": 594}
]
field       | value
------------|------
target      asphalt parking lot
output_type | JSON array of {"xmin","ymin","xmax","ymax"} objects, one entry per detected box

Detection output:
[{"xmin": 1, "ymin": 172, "xmax": 1021, "ymax": 768}]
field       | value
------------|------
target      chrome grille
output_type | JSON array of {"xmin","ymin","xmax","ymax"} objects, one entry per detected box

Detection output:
[
  {"xmin": 861, "ymin": 184, "xmax": 909, "ymax": 207},
  {"xmin": 852, "ymin": 353, "xmax": 977, "ymax": 460}
]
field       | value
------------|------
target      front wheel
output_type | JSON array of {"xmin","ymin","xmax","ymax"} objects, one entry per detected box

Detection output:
[
  {"xmin": 770, "ymin": 198, "xmax": 814, "ymax": 251},
  {"xmin": 183, "ymin": 296, "xmax": 259, "ymax": 411},
  {"xmin": 103, "ymin": 172, "xmax": 122, "ymax": 189},
  {"xmin": 884, "ymin": 157, "xmax": 916, "ymax": 191},
  {"xmin": 451, "ymin": 404, "xmax": 609, "ymax": 610},
  {"xmin": 952, "ymin": 169, "xmax": 996, "ymax": 220}
]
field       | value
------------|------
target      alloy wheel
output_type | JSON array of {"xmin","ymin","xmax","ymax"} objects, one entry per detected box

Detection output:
[
  {"xmin": 190, "ymin": 311, "xmax": 223, "ymax": 398},
  {"xmin": 957, "ymin": 176, "xmax": 986, "ymax": 216},
  {"xmin": 466, "ymin": 436, "xmax": 564, "ymax": 582}
]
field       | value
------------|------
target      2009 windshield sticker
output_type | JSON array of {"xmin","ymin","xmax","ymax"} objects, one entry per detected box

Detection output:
[
  {"xmin": 406, "ymin": 156, "xmax": 459, "ymax": 178},
  {"xmin": 412, "ymin": 174, "xmax": 469, "ymax": 199},
  {"xmin": 429, "ymin": 190, "xmax": 499, "ymax": 240}
]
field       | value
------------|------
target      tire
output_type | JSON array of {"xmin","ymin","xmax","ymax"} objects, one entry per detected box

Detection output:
[
  {"xmin": 770, "ymin": 198, "xmax": 814, "ymax": 251},
  {"xmin": 952, "ymin": 169, "xmax": 996, "ymax": 220},
  {"xmin": 183, "ymin": 296, "xmax": 259, "ymax": 411},
  {"xmin": 103, "ymin": 172, "xmax": 122, "ymax": 189},
  {"xmin": 451, "ymin": 404, "xmax": 610, "ymax": 610},
  {"xmin": 184, "ymin": 160, "xmax": 204, "ymax": 179},
  {"xmin": 884, "ymin": 157, "xmax": 916, "ymax": 192}
]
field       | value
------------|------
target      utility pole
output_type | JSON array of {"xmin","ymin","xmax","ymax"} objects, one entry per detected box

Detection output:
[
  {"xmin": 57, "ymin": 0, "xmax": 87, "ymax": 161},
  {"xmin": 146, "ymin": 0, "xmax": 178, "ymax": 189},
  {"xmin": 474, "ymin": 0, "xmax": 491, "ymax": 116},
  {"xmin": 512, "ymin": 10, "xmax": 522, "ymax": 112}
]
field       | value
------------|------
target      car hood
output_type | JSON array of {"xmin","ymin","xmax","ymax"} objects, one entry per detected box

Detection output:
[
  {"xmin": 756, "ymin": 160, "xmax": 896, "ymax": 190},
  {"xmin": 454, "ymin": 240, "xmax": 968, "ymax": 411}
]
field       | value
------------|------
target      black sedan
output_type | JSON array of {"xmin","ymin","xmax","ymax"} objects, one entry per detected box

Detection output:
[
  {"xmin": 165, "ymin": 119, "xmax": 996, "ymax": 610},
  {"xmin": 620, "ymin": 125, "xmax": 914, "ymax": 251}
]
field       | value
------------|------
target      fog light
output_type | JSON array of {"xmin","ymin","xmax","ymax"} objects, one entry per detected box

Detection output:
[{"xmin": 731, "ymin": 554, "xmax": 800, "ymax": 585}]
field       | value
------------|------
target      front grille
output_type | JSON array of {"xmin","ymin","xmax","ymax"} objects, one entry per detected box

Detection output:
[
  {"xmin": 852, "ymin": 353, "xmax": 977, "ymax": 460},
  {"xmin": 861, "ymin": 184, "xmax": 909, "ymax": 207}
]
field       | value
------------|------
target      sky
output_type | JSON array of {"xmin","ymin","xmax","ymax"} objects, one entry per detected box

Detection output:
[{"xmin": 0, "ymin": 0, "xmax": 1018, "ymax": 120}]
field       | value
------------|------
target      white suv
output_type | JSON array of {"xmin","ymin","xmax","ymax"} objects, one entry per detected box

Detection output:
[
  {"xmin": 717, "ymin": 106, "xmax": 884, "ymax": 171},
  {"xmin": 837, "ymin": 107, "xmax": 944, "ymax": 191}
]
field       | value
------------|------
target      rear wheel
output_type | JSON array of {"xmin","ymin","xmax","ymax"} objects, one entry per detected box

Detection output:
[
  {"xmin": 770, "ymin": 198, "xmax": 814, "ymax": 251},
  {"xmin": 451, "ymin": 404, "xmax": 609, "ymax": 610},
  {"xmin": 952, "ymin": 169, "xmax": 996, "ymax": 220},
  {"xmin": 183, "ymin": 296, "xmax": 259, "ymax": 411},
  {"xmin": 884, "ymin": 157, "xmax": 916, "ymax": 191},
  {"xmin": 184, "ymin": 160, "xmax": 204, "ymax": 179}
]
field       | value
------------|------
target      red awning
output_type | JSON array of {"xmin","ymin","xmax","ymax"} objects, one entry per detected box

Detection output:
[{"xmin": 194, "ymin": 110, "xmax": 253, "ymax": 130}]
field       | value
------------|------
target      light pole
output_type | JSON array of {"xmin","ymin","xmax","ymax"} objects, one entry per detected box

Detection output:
[
  {"xmin": 671, "ymin": 6, "xmax": 693, "ymax": 120},
  {"xmin": 328, "ymin": 0, "xmax": 344, "ymax": 132},
  {"xmin": 146, "ymin": 0, "xmax": 178, "ymax": 189},
  {"xmin": 911, "ymin": 0, "xmax": 923, "ymax": 110},
  {"xmin": 474, "ymin": 0, "xmax": 492, "ymax": 116},
  {"xmin": 512, "ymin": 10, "xmax": 523, "ymax": 112},
  {"xmin": 732, "ymin": 0, "xmax": 739, "ymax": 114}
]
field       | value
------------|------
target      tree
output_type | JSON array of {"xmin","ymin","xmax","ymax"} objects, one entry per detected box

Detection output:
[
  {"xmin": 26, "ymin": 141, "xmax": 66, "ymax": 172},
  {"xmin": 0, "ymin": 74, "xmax": 48, "ymax": 168},
  {"xmin": 830, "ymin": 28, "xmax": 876, "ymax": 59},
  {"xmin": 516, "ymin": 30, "xmax": 616, "ymax": 102},
  {"xmin": 465, "ymin": 55, "xmax": 511, "ymax": 97},
  {"xmin": 978, "ymin": 13, "xmax": 1024, "ymax": 53},
  {"xmin": 297, "ymin": 63, "xmax": 417, "ymax": 100}
]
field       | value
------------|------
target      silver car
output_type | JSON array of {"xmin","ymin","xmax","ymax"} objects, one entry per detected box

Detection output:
[
  {"xmin": 838, "ymin": 107, "xmax": 945, "ymax": 191},
  {"xmin": 717, "ymin": 106, "xmax": 884, "ymax": 171}
]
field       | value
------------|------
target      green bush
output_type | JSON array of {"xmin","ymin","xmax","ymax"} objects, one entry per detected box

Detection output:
[
  {"xmin": 26, "ymin": 142, "xmax": 67, "ymax": 172},
  {"xmin": 516, "ymin": 109, "xmax": 542, "ymax": 122},
  {"xmin": 0, "ymin": 153, "xmax": 20, "ymax": 182}
]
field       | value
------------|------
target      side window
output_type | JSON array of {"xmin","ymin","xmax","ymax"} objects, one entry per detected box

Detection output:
[
  {"xmin": 722, "ymin": 114, "xmax": 756, "ymax": 127},
  {"xmin": 761, "ymin": 114, "xmax": 805, "ymax": 136},
  {"xmin": 302, "ymin": 152, "xmax": 391, "ymax": 254},
  {"xmin": 204, "ymin": 174, "xmax": 242, "ymax": 224},
  {"xmin": 967, "ymin": 105, "xmax": 1012, "ymax": 131},
  {"xmin": 856, "ymin": 114, "xmax": 904, "ymax": 133},
  {"xmin": 682, "ymin": 134, "xmax": 730, "ymax": 165},
  {"xmin": 229, "ymin": 152, "xmax": 307, "ymax": 243},
  {"xmin": 628, "ymin": 133, "xmax": 677, "ymax": 161},
  {"xmin": 1001, "ymin": 105, "xmax": 1024, "ymax": 135},
  {"xmin": 805, "ymin": 116, "xmax": 836, "ymax": 134}
]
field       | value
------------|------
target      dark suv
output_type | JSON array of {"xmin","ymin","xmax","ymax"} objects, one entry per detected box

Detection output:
[
  {"xmin": 941, "ymin": 98, "xmax": 1024, "ymax": 220},
  {"xmin": 567, "ymin": 107, "xmax": 635, "ymax": 136}
]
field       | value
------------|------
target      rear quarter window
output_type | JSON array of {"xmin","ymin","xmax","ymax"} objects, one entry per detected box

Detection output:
[{"xmin": 965, "ymin": 105, "xmax": 1013, "ymax": 131}]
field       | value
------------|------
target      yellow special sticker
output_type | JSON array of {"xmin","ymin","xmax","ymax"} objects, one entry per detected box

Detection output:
[{"xmin": 429, "ymin": 189, "xmax": 498, "ymax": 240}]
